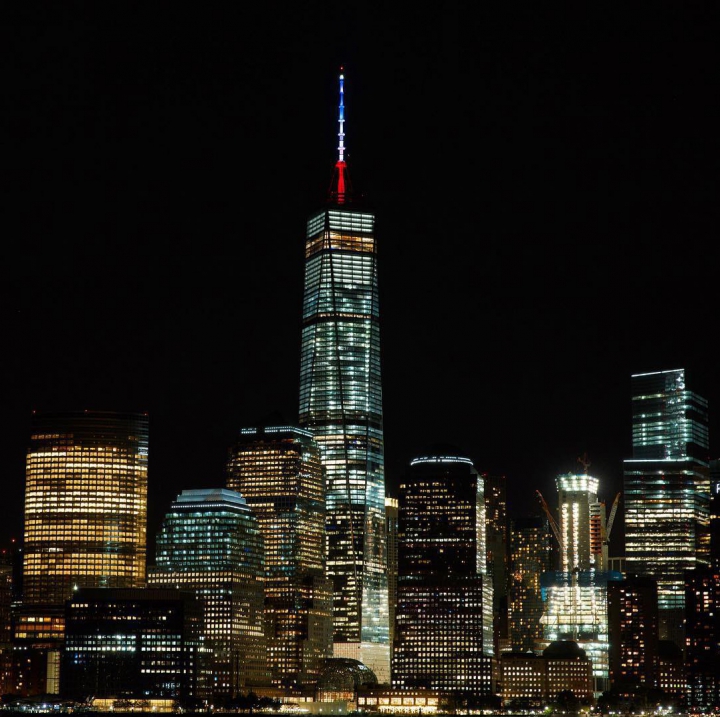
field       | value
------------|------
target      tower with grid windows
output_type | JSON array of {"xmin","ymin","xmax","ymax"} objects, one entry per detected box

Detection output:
[
  {"xmin": 298, "ymin": 69, "xmax": 389, "ymax": 682},
  {"xmin": 623, "ymin": 368, "xmax": 711, "ymax": 646},
  {"xmin": 15, "ymin": 410, "xmax": 148, "ymax": 695},
  {"xmin": 226, "ymin": 425, "xmax": 333, "ymax": 687}
]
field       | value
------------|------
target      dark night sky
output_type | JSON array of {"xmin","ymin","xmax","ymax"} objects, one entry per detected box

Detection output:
[{"xmin": 3, "ymin": 4, "xmax": 719, "ymax": 557}]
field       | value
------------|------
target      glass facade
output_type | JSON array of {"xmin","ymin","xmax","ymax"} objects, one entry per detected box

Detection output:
[
  {"xmin": 393, "ymin": 450, "xmax": 493, "ymax": 695},
  {"xmin": 623, "ymin": 368, "xmax": 711, "ymax": 645},
  {"xmin": 148, "ymin": 489, "xmax": 268, "ymax": 697},
  {"xmin": 226, "ymin": 425, "xmax": 333, "ymax": 686},
  {"xmin": 298, "ymin": 203, "xmax": 389, "ymax": 681},
  {"xmin": 22, "ymin": 411, "xmax": 148, "ymax": 606},
  {"xmin": 384, "ymin": 497, "xmax": 398, "ymax": 652},
  {"xmin": 19, "ymin": 410, "xmax": 148, "ymax": 655}
]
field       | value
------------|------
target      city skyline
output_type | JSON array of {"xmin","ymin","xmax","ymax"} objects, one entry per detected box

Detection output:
[{"xmin": 4, "ymin": 4, "xmax": 719, "ymax": 553}]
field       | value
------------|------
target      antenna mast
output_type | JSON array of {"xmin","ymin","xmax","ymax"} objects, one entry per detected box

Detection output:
[
  {"xmin": 334, "ymin": 67, "xmax": 347, "ymax": 203},
  {"xmin": 338, "ymin": 67, "xmax": 345, "ymax": 163}
]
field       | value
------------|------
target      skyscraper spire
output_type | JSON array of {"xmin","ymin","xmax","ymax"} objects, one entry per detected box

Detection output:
[
  {"xmin": 329, "ymin": 66, "xmax": 351, "ymax": 204},
  {"xmin": 337, "ymin": 67, "xmax": 345, "ymax": 163},
  {"xmin": 300, "ymin": 67, "xmax": 389, "ymax": 682}
]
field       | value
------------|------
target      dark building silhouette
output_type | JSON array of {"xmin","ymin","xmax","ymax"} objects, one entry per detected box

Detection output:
[
  {"xmin": 485, "ymin": 474, "xmax": 509, "ymax": 654},
  {"xmin": 0, "ymin": 546, "xmax": 13, "ymax": 694},
  {"xmin": 607, "ymin": 575, "xmax": 659, "ymax": 692},
  {"xmin": 710, "ymin": 458, "xmax": 720, "ymax": 569},
  {"xmin": 61, "ymin": 588, "xmax": 207, "ymax": 705},
  {"xmin": 657, "ymin": 640, "xmax": 685, "ymax": 704},
  {"xmin": 393, "ymin": 445, "xmax": 493, "ymax": 695},
  {"xmin": 685, "ymin": 566, "xmax": 720, "ymax": 709}
]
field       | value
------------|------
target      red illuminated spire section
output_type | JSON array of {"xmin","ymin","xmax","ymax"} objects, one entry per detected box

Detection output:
[{"xmin": 328, "ymin": 67, "xmax": 353, "ymax": 205}]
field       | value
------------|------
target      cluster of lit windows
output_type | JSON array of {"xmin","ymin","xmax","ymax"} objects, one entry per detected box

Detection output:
[
  {"xmin": 299, "ymin": 205, "xmax": 388, "ymax": 678},
  {"xmin": 22, "ymin": 414, "xmax": 148, "ymax": 614},
  {"xmin": 150, "ymin": 490, "xmax": 267, "ymax": 693},
  {"xmin": 509, "ymin": 518, "xmax": 552, "ymax": 652},
  {"xmin": 226, "ymin": 428, "xmax": 332, "ymax": 684},
  {"xmin": 62, "ymin": 590, "xmax": 203, "ymax": 700}
]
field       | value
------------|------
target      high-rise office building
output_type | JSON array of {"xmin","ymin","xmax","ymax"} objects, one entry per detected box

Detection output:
[
  {"xmin": 623, "ymin": 368, "xmax": 711, "ymax": 645},
  {"xmin": 226, "ymin": 425, "xmax": 332, "ymax": 687},
  {"xmin": 508, "ymin": 515, "xmax": 552, "ymax": 653},
  {"xmin": 148, "ymin": 489, "xmax": 268, "ymax": 698},
  {"xmin": 393, "ymin": 447, "xmax": 493, "ymax": 695},
  {"xmin": 384, "ymin": 497, "xmax": 398, "ymax": 655},
  {"xmin": 607, "ymin": 575, "xmax": 659, "ymax": 693},
  {"xmin": 485, "ymin": 474, "xmax": 508, "ymax": 653},
  {"xmin": 15, "ymin": 410, "xmax": 148, "ymax": 694},
  {"xmin": 540, "ymin": 471, "xmax": 621, "ymax": 694},
  {"xmin": 297, "ymin": 69, "xmax": 389, "ymax": 681}
]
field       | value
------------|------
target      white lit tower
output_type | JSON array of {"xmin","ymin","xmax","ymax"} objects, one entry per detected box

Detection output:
[
  {"xmin": 298, "ymin": 69, "xmax": 390, "ymax": 682},
  {"xmin": 623, "ymin": 368, "xmax": 711, "ymax": 647},
  {"xmin": 538, "ymin": 458, "xmax": 622, "ymax": 695}
]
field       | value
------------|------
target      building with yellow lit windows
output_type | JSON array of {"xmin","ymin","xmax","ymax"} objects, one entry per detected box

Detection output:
[
  {"xmin": 14, "ymin": 410, "xmax": 148, "ymax": 695},
  {"xmin": 508, "ymin": 515, "xmax": 552, "ymax": 653},
  {"xmin": 226, "ymin": 425, "xmax": 333, "ymax": 687}
]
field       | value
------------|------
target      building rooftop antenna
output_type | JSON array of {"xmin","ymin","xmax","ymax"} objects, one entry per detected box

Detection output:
[{"xmin": 328, "ymin": 66, "xmax": 351, "ymax": 205}]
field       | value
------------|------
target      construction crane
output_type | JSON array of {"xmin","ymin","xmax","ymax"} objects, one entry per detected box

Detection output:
[
  {"xmin": 604, "ymin": 491, "xmax": 621, "ymax": 546},
  {"xmin": 536, "ymin": 490, "xmax": 563, "ymax": 554},
  {"xmin": 577, "ymin": 452, "xmax": 591, "ymax": 474}
]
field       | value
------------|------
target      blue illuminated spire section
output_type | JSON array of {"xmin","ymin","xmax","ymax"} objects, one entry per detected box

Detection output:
[
  {"xmin": 329, "ymin": 66, "xmax": 351, "ymax": 205},
  {"xmin": 338, "ymin": 69, "xmax": 345, "ymax": 163}
]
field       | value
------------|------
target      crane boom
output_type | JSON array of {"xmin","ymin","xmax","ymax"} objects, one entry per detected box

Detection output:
[
  {"xmin": 536, "ymin": 490, "xmax": 563, "ymax": 553},
  {"xmin": 605, "ymin": 492, "xmax": 621, "ymax": 544}
]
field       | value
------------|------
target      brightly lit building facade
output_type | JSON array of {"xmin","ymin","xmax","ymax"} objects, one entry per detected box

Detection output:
[
  {"xmin": 623, "ymin": 368, "xmax": 711, "ymax": 646},
  {"xmin": 16, "ymin": 410, "xmax": 148, "ymax": 695},
  {"xmin": 499, "ymin": 641, "xmax": 593, "ymax": 707},
  {"xmin": 508, "ymin": 515, "xmax": 552, "ymax": 653},
  {"xmin": 393, "ymin": 448, "xmax": 493, "ymax": 695},
  {"xmin": 298, "ymin": 70, "xmax": 389, "ymax": 681},
  {"xmin": 226, "ymin": 425, "xmax": 333, "ymax": 687},
  {"xmin": 539, "ymin": 472, "xmax": 621, "ymax": 694},
  {"xmin": 148, "ymin": 489, "xmax": 268, "ymax": 698}
]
